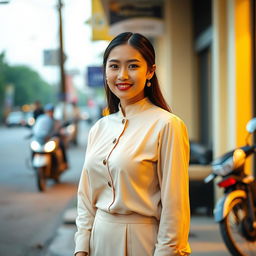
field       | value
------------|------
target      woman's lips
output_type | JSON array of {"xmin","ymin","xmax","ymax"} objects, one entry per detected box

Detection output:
[{"xmin": 116, "ymin": 83, "xmax": 132, "ymax": 91}]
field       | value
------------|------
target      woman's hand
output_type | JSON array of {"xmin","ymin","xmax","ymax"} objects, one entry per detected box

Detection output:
[{"xmin": 75, "ymin": 252, "xmax": 88, "ymax": 256}]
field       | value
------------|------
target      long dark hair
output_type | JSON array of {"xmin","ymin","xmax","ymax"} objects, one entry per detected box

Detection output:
[{"xmin": 103, "ymin": 32, "xmax": 171, "ymax": 114}]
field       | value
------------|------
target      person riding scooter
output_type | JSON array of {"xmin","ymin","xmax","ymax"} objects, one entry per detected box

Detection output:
[{"xmin": 32, "ymin": 103, "xmax": 68, "ymax": 169}]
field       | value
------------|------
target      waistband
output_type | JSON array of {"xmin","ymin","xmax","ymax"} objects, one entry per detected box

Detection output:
[{"xmin": 95, "ymin": 209, "xmax": 158, "ymax": 224}]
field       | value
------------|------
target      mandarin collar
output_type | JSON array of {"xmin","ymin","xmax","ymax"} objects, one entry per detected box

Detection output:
[{"xmin": 117, "ymin": 97, "xmax": 153, "ymax": 118}]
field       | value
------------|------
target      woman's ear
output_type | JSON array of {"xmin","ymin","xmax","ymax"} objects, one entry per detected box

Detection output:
[{"xmin": 147, "ymin": 64, "xmax": 156, "ymax": 80}]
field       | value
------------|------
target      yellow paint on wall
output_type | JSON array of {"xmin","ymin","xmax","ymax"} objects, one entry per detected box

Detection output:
[
  {"xmin": 91, "ymin": 0, "xmax": 113, "ymax": 41},
  {"xmin": 235, "ymin": 0, "xmax": 253, "ymax": 172}
]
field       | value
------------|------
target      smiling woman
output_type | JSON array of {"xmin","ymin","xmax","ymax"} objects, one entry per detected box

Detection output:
[
  {"xmin": 74, "ymin": 32, "xmax": 191, "ymax": 256},
  {"xmin": 105, "ymin": 44, "xmax": 155, "ymax": 109},
  {"xmin": 103, "ymin": 32, "xmax": 170, "ymax": 114}
]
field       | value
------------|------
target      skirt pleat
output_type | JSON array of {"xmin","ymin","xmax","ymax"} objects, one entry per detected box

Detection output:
[{"xmin": 89, "ymin": 209, "xmax": 159, "ymax": 256}]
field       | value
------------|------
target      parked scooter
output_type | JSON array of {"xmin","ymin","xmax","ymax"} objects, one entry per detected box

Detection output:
[
  {"xmin": 205, "ymin": 118, "xmax": 256, "ymax": 256},
  {"xmin": 30, "ymin": 121, "xmax": 74, "ymax": 191}
]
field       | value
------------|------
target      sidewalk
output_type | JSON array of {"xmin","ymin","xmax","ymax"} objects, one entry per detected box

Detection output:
[
  {"xmin": 189, "ymin": 215, "xmax": 230, "ymax": 255},
  {"xmin": 45, "ymin": 122, "xmax": 230, "ymax": 255},
  {"xmin": 46, "ymin": 205, "xmax": 230, "ymax": 256}
]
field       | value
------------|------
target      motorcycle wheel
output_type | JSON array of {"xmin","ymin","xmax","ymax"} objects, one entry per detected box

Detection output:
[
  {"xmin": 36, "ymin": 167, "xmax": 47, "ymax": 192},
  {"xmin": 220, "ymin": 197, "xmax": 256, "ymax": 256}
]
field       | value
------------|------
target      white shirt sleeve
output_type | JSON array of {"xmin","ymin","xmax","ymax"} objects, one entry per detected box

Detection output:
[
  {"xmin": 154, "ymin": 117, "xmax": 191, "ymax": 256},
  {"xmin": 74, "ymin": 129, "xmax": 97, "ymax": 254}
]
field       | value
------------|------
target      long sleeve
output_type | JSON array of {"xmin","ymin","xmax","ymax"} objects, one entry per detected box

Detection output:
[
  {"xmin": 74, "ymin": 98, "xmax": 192, "ymax": 255},
  {"xmin": 74, "ymin": 130, "xmax": 97, "ymax": 254},
  {"xmin": 154, "ymin": 117, "xmax": 191, "ymax": 256}
]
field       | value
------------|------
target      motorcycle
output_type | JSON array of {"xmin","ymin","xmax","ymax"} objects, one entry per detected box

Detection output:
[
  {"xmin": 204, "ymin": 117, "xmax": 256, "ymax": 256},
  {"xmin": 30, "ymin": 122, "xmax": 74, "ymax": 191}
]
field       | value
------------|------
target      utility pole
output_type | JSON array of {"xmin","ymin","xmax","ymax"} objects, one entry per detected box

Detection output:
[{"xmin": 57, "ymin": 0, "xmax": 66, "ymax": 103}]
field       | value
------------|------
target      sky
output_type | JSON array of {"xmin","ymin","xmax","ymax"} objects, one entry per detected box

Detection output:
[{"xmin": 0, "ymin": 0, "xmax": 109, "ymax": 89}]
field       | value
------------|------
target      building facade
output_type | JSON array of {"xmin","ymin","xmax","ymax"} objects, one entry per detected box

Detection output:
[{"xmin": 98, "ymin": 0, "xmax": 255, "ymax": 176}]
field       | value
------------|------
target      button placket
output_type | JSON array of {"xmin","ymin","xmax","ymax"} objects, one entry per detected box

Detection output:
[{"xmin": 105, "ymin": 118, "xmax": 128, "ymax": 211}]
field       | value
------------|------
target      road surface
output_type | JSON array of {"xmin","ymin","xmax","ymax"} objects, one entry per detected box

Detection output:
[{"xmin": 0, "ymin": 123, "xmax": 89, "ymax": 256}]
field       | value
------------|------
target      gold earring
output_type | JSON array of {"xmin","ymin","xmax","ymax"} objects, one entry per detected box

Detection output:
[{"xmin": 147, "ymin": 80, "xmax": 151, "ymax": 87}]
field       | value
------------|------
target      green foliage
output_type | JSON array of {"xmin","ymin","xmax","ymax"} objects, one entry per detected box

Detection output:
[
  {"xmin": 0, "ymin": 53, "xmax": 9, "ymax": 106},
  {"xmin": 0, "ymin": 52, "xmax": 56, "ymax": 114},
  {"xmin": 5, "ymin": 65, "xmax": 55, "ymax": 106}
]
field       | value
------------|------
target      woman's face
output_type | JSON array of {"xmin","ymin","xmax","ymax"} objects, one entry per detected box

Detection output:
[{"xmin": 106, "ymin": 44, "xmax": 155, "ymax": 108}]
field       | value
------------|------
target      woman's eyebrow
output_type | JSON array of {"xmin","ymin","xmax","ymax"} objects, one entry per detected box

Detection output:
[
  {"xmin": 108, "ymin": 59, "xmax": 141, "ymax": 63},
  {"xmin": 127, "ymin": 59, "xmax": 140, "ymax": 63}
]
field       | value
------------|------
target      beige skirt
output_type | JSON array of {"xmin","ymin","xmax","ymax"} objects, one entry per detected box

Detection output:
[{"xmin": 89, "ymin": 209, "xmax": 159, "ymax": 256}]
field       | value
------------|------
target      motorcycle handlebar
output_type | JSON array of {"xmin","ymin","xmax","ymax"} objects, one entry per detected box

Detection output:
[{"xmin": 204, "ymin": 173, "xmax": 217, "ymax": 184}]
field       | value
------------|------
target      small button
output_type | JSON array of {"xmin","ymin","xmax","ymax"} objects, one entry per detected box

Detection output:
[
  {"xmin": 103, "ymin": 159, "xmax": 107, "ymax": 165},
  {"xmin": 108, "ymin": 181, "xmax": 112, "ymax": 187},
  {"xmin": 122, "ymin": 119, "xmax": 125, "ymax": 124},
  {"xmin": 113, "ymin": 138, "xmax": 117, "ymax": 144}
]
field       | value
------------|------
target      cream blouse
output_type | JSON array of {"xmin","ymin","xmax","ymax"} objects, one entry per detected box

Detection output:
[{"xmin": 75, "ymin": 97, "xmax": 191, "ymax": 256}]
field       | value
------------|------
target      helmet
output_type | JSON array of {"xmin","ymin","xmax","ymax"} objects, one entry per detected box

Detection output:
[{"xmin": 44, "ymin": 103, "xmax": 54, "ymax": 112}]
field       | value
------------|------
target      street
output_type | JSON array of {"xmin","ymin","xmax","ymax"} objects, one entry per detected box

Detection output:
[{"xmin": 0, "ymin": 123, "xmax": 89, "ymax": 256}]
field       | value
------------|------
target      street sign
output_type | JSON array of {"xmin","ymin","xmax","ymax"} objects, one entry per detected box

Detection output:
[
  {"xmin": 87, "ymin": 66, "xmax": 104, "ymax": 88},
  {"xmin": 102, "ymin": 0, "xmax": 164, "ymax": 37},
  {"xmin": 43, "ymin": 49, "xmax": 60, "ymax": 66}
]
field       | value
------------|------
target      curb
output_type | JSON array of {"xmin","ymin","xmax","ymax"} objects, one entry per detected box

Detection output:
[
  {"xmin": 46, "ymin": 207, "xmax": 77, "ymax": 256},
  {"xmin": 63, "ymin": 208, "xmax": 77, "ymax": 225}
]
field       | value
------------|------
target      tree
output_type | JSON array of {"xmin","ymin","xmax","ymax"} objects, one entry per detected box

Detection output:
[
  {"xmin": 5, "ymin": 65, "xmax": 55, "ymax": 106},
  {"xmin": 0, "ymin": 52, "xmax": 56, "ymax": 120},
  {"xmin": 0, "ymin": 52, "xmax": 9, "ymax": 107}
]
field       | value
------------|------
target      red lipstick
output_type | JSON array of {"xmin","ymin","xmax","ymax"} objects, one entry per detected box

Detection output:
[{"xmin": 116, "ymin": 83, "xmax": 132, "ymax": 91}]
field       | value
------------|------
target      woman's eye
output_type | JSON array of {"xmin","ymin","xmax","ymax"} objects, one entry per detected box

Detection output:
[
  {"xmin": 109, "ymin": 64, "xmax": 119, "ymax": 69},
  {"xmin": 129, "ymin": 64, "xmax": 139, "ymax": 69}
]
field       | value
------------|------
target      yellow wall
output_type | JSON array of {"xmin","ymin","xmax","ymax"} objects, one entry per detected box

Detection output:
[
  {"xmin": 235, "ymin": 0, "xmax": 253, "ymax": 147},
  {"xmin": 91, "ymin": 0, "xmax": 113, "ymax": 40}
]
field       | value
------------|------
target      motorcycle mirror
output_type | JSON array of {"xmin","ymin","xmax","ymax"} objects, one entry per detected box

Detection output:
[{"xmin": 246, "ymin": 117, "xmax": 256, "ymax": 133}]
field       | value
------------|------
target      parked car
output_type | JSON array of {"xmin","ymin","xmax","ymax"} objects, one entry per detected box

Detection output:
[
  {"xmin": 23, "ymin": 111, "xmax": 35, "ymax": 128},
  {"xmin": 5, "ymin": 111, "xmax": 25, "ymax": 127}
]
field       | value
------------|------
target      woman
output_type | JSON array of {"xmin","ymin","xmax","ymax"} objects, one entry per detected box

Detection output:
[{"xmin": 74, "ymin": 32, "xmax": 191, "ymax": 256}]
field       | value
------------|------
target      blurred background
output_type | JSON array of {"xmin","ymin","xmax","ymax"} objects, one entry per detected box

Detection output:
[
  {"xmin": 0, "ymin": 0, "xmax": 108, "ymax": 126},
  {"xmin": 0, "ymin": 0, "xmax": 255, "ymax": 255},
  {"xmin": 0, "ymin": 0, "xmax": 255, "ymax": 164}
]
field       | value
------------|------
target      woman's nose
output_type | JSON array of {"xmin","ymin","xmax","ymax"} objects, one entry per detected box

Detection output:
[{"xmin": 118, "ymin": 68, "xmax": 128, "ymax": 80}]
